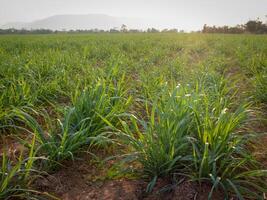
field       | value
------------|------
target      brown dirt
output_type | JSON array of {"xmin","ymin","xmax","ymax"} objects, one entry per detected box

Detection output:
[
  {"xmin": 0, "ymin": 135, "xmax": 26, "ymax": 159},
  {"xmin": 33, "ymin": 152, "xmax": 224, "ymax": 200}
]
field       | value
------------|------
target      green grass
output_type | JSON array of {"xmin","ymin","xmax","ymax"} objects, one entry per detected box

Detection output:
[
  {"xmin": 190, "ymin": 91, "xmax": 267, "ymax": 199},
  {"xmin": 119, "ymin": 77, "xmax": 267, "ymax": 198},
  {"xmin": 119, "ymin": 85, "xmax": 193, "ymax": 183},
  {"xmin": 0, "ymin": 136, "xmax": 41, "ymax": 199},
  {"xmin": 0, "ymin": 33, "xmax": 266, "ymax": 199}
]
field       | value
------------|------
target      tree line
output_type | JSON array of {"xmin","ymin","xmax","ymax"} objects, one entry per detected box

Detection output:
[
  {"xmin": 0, "ymin": 18, "xmax": 266, "ymax": 34},
  {"xmin": 0, "ymin": 26, "xmax": 182, "ymax": 34},
  {"xmin": 202, "ymin": 18, "xmax": 267, "ymax": 34}
]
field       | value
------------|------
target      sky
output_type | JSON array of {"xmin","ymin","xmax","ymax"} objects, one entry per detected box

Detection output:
[{"xmin": 0, "ymin": 0, "xmax": 266, "ymax": 30}]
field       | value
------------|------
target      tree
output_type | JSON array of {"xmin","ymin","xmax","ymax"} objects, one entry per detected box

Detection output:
[
  {"xmin": 245, "ymin": 19, "xmax": 267, "ymax": 34},
  {"xmin": 147, "ymin": 28, "xmax": 159, "ymax": 33},
  {"xmin": 121, "ymin": 24, "xmax": 127, "ymax": 32}
]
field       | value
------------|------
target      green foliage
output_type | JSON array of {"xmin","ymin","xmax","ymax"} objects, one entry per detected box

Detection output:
[
  {"xmin": 69, "ymin": 65, "xmax": 131, "ymax": 133},
  {"xmin": 0, "ymin": 33, "xmax": 266, "ymax": 199},
  {"xmin": 14, "ymin": 109, "xmax": 92, "ymax": 169},
  {"xmin": 190, "ymin": 98, "xmax": 267, "ymax": 199},
  {"xmin": 120, "ymin": 86, "xmax": 193, "ymax": 184},
  {"xmin": 120, "ymin": 77, "xmax": 267, "ymax": 198},
  {"xmin": 0, "ymin": 137, "xmax": 37, "ymax": 199},
  {"xmin": 13, "ymin": 70, "xmax": 131, "ymax": 169},
  {"xmin": 202, "ymin": 18, "xmax": 267, "ymax": 34},
  {"xmin": 252, "ymin": 63, "xmax": 267, "ymax": 103}
]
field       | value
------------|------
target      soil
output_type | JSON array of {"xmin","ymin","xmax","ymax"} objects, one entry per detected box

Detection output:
[
  {"xmin": 0, "ymin": 135, "xmax": 26, "ymax": 159},
  {"xmin": 33, "ymin": 153, "xmax": 224, "ymax": 200}
]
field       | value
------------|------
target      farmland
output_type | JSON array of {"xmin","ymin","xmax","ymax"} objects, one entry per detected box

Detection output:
[{"xmin": 0, "ymin": 33, "xmax": 267, "ymax": 199}]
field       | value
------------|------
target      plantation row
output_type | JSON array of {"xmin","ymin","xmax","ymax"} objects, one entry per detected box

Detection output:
[{"xmin": 0, "ymin": 34, "xmax": 267, "ymax": 199}]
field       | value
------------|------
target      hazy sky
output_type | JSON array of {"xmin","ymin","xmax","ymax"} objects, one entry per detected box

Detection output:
[{"xmin": 0, "ymin": 0, "xmax": 266, "ymax": 30}]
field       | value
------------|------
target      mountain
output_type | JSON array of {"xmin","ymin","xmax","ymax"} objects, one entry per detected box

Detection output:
[{"xmin": 1, "ymin": 14, "xmax": 155, "ymax": 30}]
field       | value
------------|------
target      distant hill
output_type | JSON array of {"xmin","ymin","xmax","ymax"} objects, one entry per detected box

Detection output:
[{"xmin": 1, "ymin": 14, "xmax": 154, "ymax": 30}]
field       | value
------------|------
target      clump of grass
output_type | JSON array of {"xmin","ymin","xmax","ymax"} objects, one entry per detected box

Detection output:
[
  {"xmin": 190, "ymin": 77, "xmax": 267, "ymax": 199},
  {"xmin": 190, "ymin": 98, "xmax": 267, "ymax": 199},
  {"xmin": 14, "ymin": 108, "xmax": 95, "ymax": 169},
  {"xmin": 251, "ymin": 63, "xmax": 267, "ymax": 104},
  {"xmin": 119, "ymin": 85, "xmax": 195, "ymax": 191},
  {"xmin": 70, "ymin": 79, "xmax": 131, "ymax": 134},
  {"xmin": 119, "ymin": 79, "xmax": 267, "ymax": 198},
  {"xmin": 0, "ymin": 77, "xmax": 34, "ymax": 134},
  {"xmin": 14, "ymin": 70, "xmax": 131, "ymax": 169},
  {"xmin": 0, "ymin": 136, "xmax": 38, "ymax": 199},
  {"xmin": 69, "ymin": 62, "xmax": 131, "ymax": 130}
]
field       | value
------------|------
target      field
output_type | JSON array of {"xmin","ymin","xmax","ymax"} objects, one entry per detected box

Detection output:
[{"xmin": 0, "ymin": 33, "xmax": 267, "ymax": 199}]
